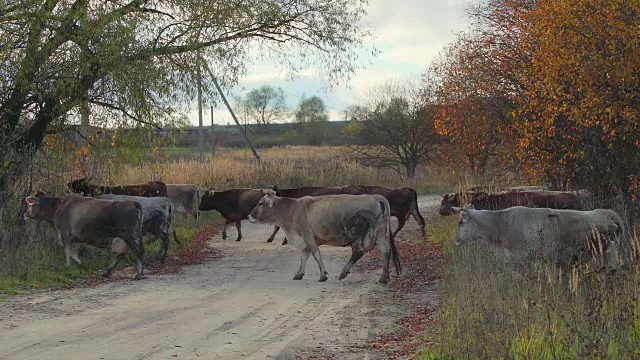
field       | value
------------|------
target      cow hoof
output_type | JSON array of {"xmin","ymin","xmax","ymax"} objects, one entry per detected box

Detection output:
[
  {"xmin": 378, "ymin": 277, "xmax": 389, "ymax": 284},
  {"xmin": 222, "ymin": 233, "xmax": 227, "ymax": 240},
  {"xmin": 293, "ymin": 274, "xmax": 304, "ymax": 280},
  {"xmin": 132, "ymin": 275, "xmax": 143, "ymax": 281},
  {"xmin": 338, "ymin": 272, "xmax": 348, "ymax": 280},
  {"xmin": 318, "ymin": 275, "xmax": 328, "ymax": 282},
  {"xmin": 266, "ymin": 238, "xmax": 274, "ymax": 243},
  {"xmin": 281, "ymin": 239, "xmax": 288, "ymax": 245},
  {"xmin": 101, "ymin": 272, "xmax": 112, "ymax": 278},
  {"xmin": 235, "ymin": 238, "xmax": 241, "ymax": 242}
]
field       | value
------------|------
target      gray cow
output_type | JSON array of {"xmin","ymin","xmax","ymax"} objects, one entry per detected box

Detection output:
[
  {"xmin": 24, "ymin": 194, "xmax": 145, "ymax": 279},
  {"xmin": 166, "ymin": 184, "xmax": 199, "ymax": 219},
  {"xmin": 248, "ymin": 190, "xmax": 401, "ymax": 284},
  {"xmin": 455, "ymin": 206, "xmax": 625, "ymax": 270},
  {"xmin": 98, "ymin": 194, "xmax": 178, "ymax": 262}
]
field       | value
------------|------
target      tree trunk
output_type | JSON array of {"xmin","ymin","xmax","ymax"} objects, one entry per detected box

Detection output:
[{"xmin": 406, "ymin": 158, "xmax": 417, "ymax": 179}]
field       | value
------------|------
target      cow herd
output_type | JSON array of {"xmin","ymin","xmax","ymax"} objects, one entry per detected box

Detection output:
[
  {"xmin": 441, "ymin": 187, "xmax": 627, "ymax": 270},
  {"xmin": 23, "ymin": 179, "xmax": 424, "ymax": 284},
  {"xmin": 22, "ymin": 179, "xmax": 627, "ymax": 284}
]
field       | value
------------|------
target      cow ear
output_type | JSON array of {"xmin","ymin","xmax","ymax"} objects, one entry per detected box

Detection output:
[
  {"xmin": 459, "ymin": 210, "xmax": 470, "ymax": 222},
  {"xmin": 25, "ymin": 196, "xmax": 37, "ymax": 205},
  {"xmin": 209, "ymin": 190, "xmax": 215, "ymax": 196}
]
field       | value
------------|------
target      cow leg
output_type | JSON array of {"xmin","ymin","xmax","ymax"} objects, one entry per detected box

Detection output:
[
  {"xmin": 172, "ymin": 230, "xmax": 181, "ymax": 246},
  {"xmin": 375, "ymin": 234, "xmax": 392, "ymax": 284},
  {"xmin": 130, "ymin": 237, "xmax": 145, "ymax": 280},
  {"xmin": 392, "ymin": 216, "xmax": 407, "ymax": 238},
  {"xmin": 293, "ymin": 247, "xmax": 311, "ymax": 280},
  {"xmin": 339, "ymin": 243, "xmax": 365, "ymax": 280},
  {"xmin": 266, "ymin": 226, "xmax": 280, "ymax": 243},
  {"xmin": 103, "ymin": 254, "xmax": 123, "ymax": 278},
  {"xmin": 156, "ymin": 232, "xmax": 170, "ymax": 263},
  {"xmin": 64, "ymin": 244, "xmax": 72, "ymax": 267},
  {"xmin": 70, "ymin": 244, "xmax": 82, "ymax": 265},
  {"xmin": 310, "ymin": 248, "xmax": 329, "ymax": 282},
  {"xmin": 234, "ymin": 221, "xmax": 242, "ymax": 241},
  {"xmin": 221, "ymin": 220, "xmax": 230, "ymax": 240},
  {"xmin": 412, "ymin": 206, "xmax": 426, "ymax": 236}
]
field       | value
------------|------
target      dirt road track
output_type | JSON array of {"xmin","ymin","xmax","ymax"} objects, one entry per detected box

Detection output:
[{"xmin": 0, "ymin": 195, "xmax": 441, "ymax": 360}]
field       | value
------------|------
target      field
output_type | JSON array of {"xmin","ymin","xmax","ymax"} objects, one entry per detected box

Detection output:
[{"xmin": 1, "ymin": 146, "xmax": 639, "ymax": 358}]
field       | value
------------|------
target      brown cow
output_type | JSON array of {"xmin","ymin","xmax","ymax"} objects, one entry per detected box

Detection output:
[
  {"xmin": 198, "ymin": 188, "xmax": 265, "ymax": 242},
  {"xmin": 524, "ymin": 190, "xmax": 585, "ymax": 210},
  {"xmin": 267, "ymin": 185, "xmax": 367, "ymax": 244},
  {"xmin": 67, "ymin": 178, "xmax": 168, "ymax": 197},
  {"xmin": 248, "ymin": 190, "xmax": 401, "ymax": 284},
  {"xmin": 360, "ymin": 185, "xmax": 426, "ymax": 237},
  {"xmin": 23, "ymin": 194, "xmax": 145, "ymax": 279}
]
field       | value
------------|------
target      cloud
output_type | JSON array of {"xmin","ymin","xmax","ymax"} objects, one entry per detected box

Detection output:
[{"xmin": 183, "ymin": 0, "xmax": 477, "ymax": 126}]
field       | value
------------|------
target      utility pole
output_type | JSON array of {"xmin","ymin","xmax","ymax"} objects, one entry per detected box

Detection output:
[
  {"xmin": 210, "ymin": 77, "xmax": 261, "ymax": 162},
  {"xmin": 210, "ymin": 106, "xmax": 215, "ymax": 157},
  {"xmin": 197, "ymin": 65, "xmax": 204, "ymax": 163}
]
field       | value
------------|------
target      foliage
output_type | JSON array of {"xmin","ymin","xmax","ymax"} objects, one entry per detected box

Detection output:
[
  {"xmin": 513, "ymin": 0, "xmax": 640, "ymax": 202},
  {"xmin": 347, "ymin": 79, "xmax": 443, "ymax": 178},
  {"xmin": 0, "ymin": 0, "xmax": 374, "ymax": 194},
  {"xmin": 430, "ymin": 0, "xmax": 640, "ymax": 219},
  {"xmin": 426, "ymin": 42, "xmax": 514, "ymax": 175},
  {"xmin": 243, "ymin": 85, "xmax": 288, "ymax": 129},
  {"xmin": 295, "ymin": 96, "xmax": 329, "ymax": 122}
]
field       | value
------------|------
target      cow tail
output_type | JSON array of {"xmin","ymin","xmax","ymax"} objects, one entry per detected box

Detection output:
[
  {"xmin": 380, "ymin": 198, "xmax": 402, "ymax": 276},
  {"xmin": 410, "ymin": 188, "xmax": 426, "ymax": 235}
]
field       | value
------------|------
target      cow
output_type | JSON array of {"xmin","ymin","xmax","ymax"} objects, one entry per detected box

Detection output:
[
  {"xmin": 166, "ymin": 184, "xmax": 199, "ymax": 218},
  {"xmin": 267, "ymin": 185, "xmax": 368, "ymax": 244},
  {"xmin": 97, "ymin": 194, "xmax": 179, "ymax": 262},
  {"xmin": 67, "ymin": 178, "xmax": 168, "ymax": 197},
  {"xmin": 524, "ymin": 190, "xmax": 585, "ymax": 210},
  {"xmin": 360, "ymin": 185, "xmax": 426, "ymax": 237},
  {"xmin": 454, "ymin": 206, "xmax": 625, "ymax": 270},
  {"xmin": 198, "ymin": 188, "xmax": 265, "ymax": 242},
  {"xmin": 439, "ymin": 191, "xmax": 483, "ymax": 216},
  {"xmin": 248, "ymin": 190, "xmax": 402, "ymax": 284},
  {"xmin": 23, "ymin": 194, "xmax": 145, "ymax": 279}
]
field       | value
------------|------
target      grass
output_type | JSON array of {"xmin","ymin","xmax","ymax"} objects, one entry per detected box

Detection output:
[{"xmin": 419, "ymin": 214, "xmax": 640, "ymax": 359}]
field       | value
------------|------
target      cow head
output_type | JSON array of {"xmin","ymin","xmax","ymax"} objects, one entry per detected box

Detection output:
[
  {"xmin": 198, "ymin": 190, "xmax": 217, "ymax": 211},
  {"xmin": 24, "ymin": 195, "xmax": 60, "ymax": 223},
  {"xmin": 439, "ymin": 193, "xmax": 459, "ymax": 216},
  {"xmin": 454, "ymin": 210, "xmax": 484, "ymax": 245},
  {"xmin": 248, "ymin": 190, "xmax": 277, "ymax": 224}
]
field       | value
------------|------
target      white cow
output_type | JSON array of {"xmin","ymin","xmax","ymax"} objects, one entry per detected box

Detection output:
[{"xmin": 455, "ymin": 206, "xmax": 625, "ymax": 270}]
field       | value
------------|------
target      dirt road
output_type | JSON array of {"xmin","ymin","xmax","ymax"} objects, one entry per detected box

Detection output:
[{"xmin": 0, "ymin": 195, "xmax": 442, "ymax": 360}]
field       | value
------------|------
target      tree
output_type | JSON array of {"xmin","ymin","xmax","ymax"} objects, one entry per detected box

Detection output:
[
  {"xmin": 347, "ymin": 80, "xmax": 442, "ymax": 178},
  {"xmin": 0, "ymin": 0, "xmax": 373, "ymax": 194},
  {"xmin": 426, "ymin": 40, "xmax": 514, "ymax": 175},
  {"xmin": 244, "ymin": 85, "xmax": 287, "ymax": 131},
  {"xmin": 295, "ymin": 96, "xmax": 329, "ymax": 122}
]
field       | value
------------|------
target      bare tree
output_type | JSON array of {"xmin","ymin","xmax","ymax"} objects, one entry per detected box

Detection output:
[{"xmin": 347, "ymin": 80, "xmax": 442, "ymax": 178}]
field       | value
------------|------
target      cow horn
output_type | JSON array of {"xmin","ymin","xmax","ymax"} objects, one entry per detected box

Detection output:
[
  {"xmin": 209, "ymin": 190, "xmax": 215, "ymax": 196},
  {"xmin": 25, "ymin": 196, "xmax": 37, "ymax": 205}
]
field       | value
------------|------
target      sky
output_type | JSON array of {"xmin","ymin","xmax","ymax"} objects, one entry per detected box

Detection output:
[{"xmin": 187, "ymin": 0, "xmax": 476, "ymax": 126}]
